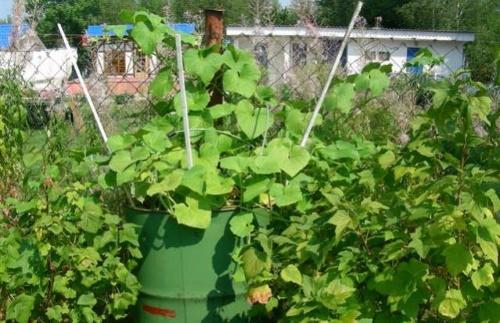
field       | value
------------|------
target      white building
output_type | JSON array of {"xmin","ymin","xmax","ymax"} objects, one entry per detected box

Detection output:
[
  {"xmin": 227, "ymin": 26, "xmax": 475, "ymax": 86},
  {"xmin": 0, "ymin": 24, "xmax": 75, "ymax": 95}
]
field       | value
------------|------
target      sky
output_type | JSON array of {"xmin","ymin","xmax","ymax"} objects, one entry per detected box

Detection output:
[
  {"xmin": 0, "ymin": 0, "xmax": 14, "ymax": 20},
  {"xmin": 280, "ymin": 0, "xmax": 292, "ymax": 7}
]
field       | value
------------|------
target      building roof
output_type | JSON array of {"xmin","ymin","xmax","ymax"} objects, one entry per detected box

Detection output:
[
  {"xmin": 226, "ymin": 26, "xmax": 475, "ymax": 42},
  {"xmin": 0, "ymin": 24, "xmax": 30, "ymax": 49},
  {"xmin": 86, "ymin": 23, "xmax": 196, "ymax": 37}
]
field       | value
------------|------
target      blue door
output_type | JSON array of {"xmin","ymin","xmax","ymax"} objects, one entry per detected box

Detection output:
[{"xmin": 407, "ymin": 47, "xmax": 423, "ymax": 75}]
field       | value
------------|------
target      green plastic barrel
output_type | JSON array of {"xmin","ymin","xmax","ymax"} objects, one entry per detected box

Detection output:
[{"xmin": 126, "ymin": 209, "xmax": 250, "ymax": 323}]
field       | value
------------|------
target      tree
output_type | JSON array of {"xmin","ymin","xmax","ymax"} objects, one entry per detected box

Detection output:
[
  {"xmin": 397, "ymin": 0, "xmax": 499, "ymax": 82},
  {"xmin": 316, "ymin": 0, "xmax": 411, "ymax": 27},
  {"xmin": 248, "ymin": 0, "xmax": 279, "ymax": 26},
  {"xmin": 316, "ymin": 0, "xmax": 499, "ymax": 82}
]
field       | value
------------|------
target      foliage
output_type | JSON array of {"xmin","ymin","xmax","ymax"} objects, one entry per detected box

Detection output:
[
  {"xmin": 111, "ymin": 12, "xmax": 497, "ymax": 321},
  {"xmin": 397, "ymin": 0, "xmax": 499, "ymax": 83},
  {"xmin": 316, "ymin": 0, "xmax": 412, "ymax": 28},
  {"xmin": 237, "ymin": 68, "xmax": 500, "ymax": 321},
  {"xmin": 101, "ymin": 11, "xmax": 313, "ymax": 232},
  {"xmin": 0, "ymin": 79, "xmax": 141, "ymax": 322},
  {"xmin": 0, "ymin": 70, "xmax": 27, "ymax": 201},
  {"xmin": 315, "ymin": 0, "xmax": 499, "ymax": 83}
]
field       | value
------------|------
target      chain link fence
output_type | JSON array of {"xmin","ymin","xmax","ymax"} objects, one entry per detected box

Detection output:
[{"xmin": 1, "ymin": 25, "xmax": 475, "ymax": 145}]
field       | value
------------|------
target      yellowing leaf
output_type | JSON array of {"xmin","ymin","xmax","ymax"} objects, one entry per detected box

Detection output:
[
  {"xmin": 471, "ymin": 264, "xmax": 495, "ymax": 289},
  {"xmin": 438, "ymin": 289, "xmax": 466, "ymax": 319},
  {"xmin": 281, "ymin": 265, "xmax": 302, "ymax": 285},
  {"xmin": 378, "ymin": 150, "xmax": 396, "ymax": 169}
]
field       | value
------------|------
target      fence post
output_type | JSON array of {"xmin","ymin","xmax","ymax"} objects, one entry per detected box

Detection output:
[
  {"xmin": 204, "ymin": 9, "xmax": 224, "ymax": 106},
  {"xmin": 204, "ymin": 9, "xmax": 224, "ymax": 48},
  {"xmin": 175, "ymin": 34, "xmax": 194, "ymax": 169},
  {"xmin": 300, "ymin": 1, "xmax": 364, "ymax": 148}
]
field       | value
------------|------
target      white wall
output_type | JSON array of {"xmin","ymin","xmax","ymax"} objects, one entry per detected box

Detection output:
[
  {"xmin": 0, "ymin": 48, "xmax": 76, "ymax": 93},
  {"xmin": 347, "ymin": 39, "xmax": 466, "ymax": 77},
  {"xmin": 233, "ymin": 35, "xmax": 468, "ymax": 86}
]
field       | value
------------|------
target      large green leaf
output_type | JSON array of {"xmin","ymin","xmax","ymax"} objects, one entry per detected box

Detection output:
[
  {"xmin": 320, "ymin": 141, "xmax": 360, "ymax": 161},
  {"xmin": 469, "ymin": 96, "xmax": 492, "ymax": 124},
  {"xmin": 325, "ymin": 82, "xmax": 355, "ymax": 114},
  {"xmin": 147, "ymin": 170, "xmax": 184, "ymax": 196},
  {"xmin": 107, "ymin": 134, "xmax": 136, "ymax": 152},
  {"xmin": 281, "ymin": 265, "xmax": 302, "ymax": 285},
  {"xmin": 250, "ymin": 155, "xmax": 281, "ymax": 174},
  {"xmin": 280, "ymin": 145, "xmax": 310, "ymax": 177},
  {"xmin": 443, "ymin": 243, "xmax": 473, "ymax": 276},
  {"xmin": 205, "ymin": 170, "xmax": 234, "ymax": 195},
  {"xmin": 149, "ymin": 69, "xmax": 173, "ymax": 98},
  {"xmin": 79, "ymin": 200, "xmax": 104, "ymax": 234},
  {"xmin": 130, "ymin": 21, "xmax": 164, "ymax": 54},
  {"xmin": 318, "ymin": 279, "xmax": 355, "ymax": 310},
  {"xmin": 269, "ymin": 183, "xmax": 303, "ymax": 207},
  {"xmin": 220, "ymin": 156, "xmax": 250, "ymax": 173},
  {"xmin": 235, "ymin": 100, "xmax": 273, "ymax": 139},
  {"xmin": 131, "ymin": 146, "xmax": 150, "ymax": 162},
  {"xmin": 143, "ymin": 131, "xmax": 170, "ymax": 153},
  {"xmin": 174, "ymin": 196, "xmax": 211, "ymax": 229},
  {"xmin": 6, "ymin": 294, "xmax": 35, "ymax": 323},
  {"xmin": 46, "ymin": 305, "xmax": 69, "ymax": 321},
  {"xmin": 77, "ymin": 293, "xmax": 97, "ymax": 307},
  {"xmin": 184, "ymin": 48, "xmax": 223, "ymax": 85},
  {"xmin": 174, "ymin": 90, "xmax": 210, "ymax": 114},
  {"xmin": 241, "ymin": 247, "xmax": 269, "ymax": 280},
  {"xmin": 53, "ymin": 275, "xmax": 77, "ymax": 299},
  {"xmin": 222, "ymin": 46, "xmax": 261, "ymax": 98},
  {"xmin": 328, "ymin": 210, "xmax": 352, "ymax": 241},
  {"xmin": 223, "ymin": 70, "xmax": 256, "ymax": 98},
  {"xmin": 378, "ymin": 150, "xmax": 396, "ymax": 169},
  {"xmin": 181, "ymin": 165, "xmax": 206, "ymax": 194},
  {"xmin": 243, "ymin": 177, "xmax": 271, "ymax": 202},
  {"xmin": 369, "ymin": 69, "xmax": 390, "ymax": 96},
  {"xmin": 109, "ymin": 151, "xmax": 134, "ymax": 173},
  {"xmin": 116, "ymin": 165, "xmax": 136, "ymax": 185},
  {"xmin": 229, "ymin": 213, "xmax": 254, "ymax": 237},
  {"xmin": 208, "ymin": 103, "xmax": 236, "ymax": 119}
]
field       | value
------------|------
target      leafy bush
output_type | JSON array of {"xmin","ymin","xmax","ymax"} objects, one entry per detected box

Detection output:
[
  {"xmin": 0, "ymin": 81, "xmax": 141, "ymax": 322},
  {"xmin": 0, "ymin": 70, "xmax": 28, "ymax": 200},
  {"xmin": 239, "ymin": 71, "xmax": 499, "ymax": 321}
]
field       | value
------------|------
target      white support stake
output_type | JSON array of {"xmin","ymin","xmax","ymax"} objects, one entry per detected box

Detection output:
[
  {"xmin": 57, "ymin": 23, "xmax": 109, "ymax": 144},
  {"xmin": 175, "ymin": 34, "xmax": 194, "ymax": 169},
  {"xmin": 300, "ymin": 1, "xmax": 364, "ymax": 147}
]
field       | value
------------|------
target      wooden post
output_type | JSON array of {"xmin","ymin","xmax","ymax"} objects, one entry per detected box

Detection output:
[
  {"xmin": 204, "ymin": 9, "xmax": 224, "ymax": 48},
  {"xmin": 204, "ymin": 9, "xmax": 224, "ymax": 106}
]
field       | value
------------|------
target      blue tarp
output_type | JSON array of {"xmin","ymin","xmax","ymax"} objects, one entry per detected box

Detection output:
[
  {"xmin": 86, "ymin": 23, "xmax": 196, "ymax": 37},
  {"xmin": 0, "ymin": 24, "xmax": 29, "ymax": 49}
]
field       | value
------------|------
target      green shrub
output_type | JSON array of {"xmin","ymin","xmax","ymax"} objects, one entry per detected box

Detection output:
[
  {"xmin": 0, "ymin": 70, "xmax": 28, "ymax": 200},
  {"xmin": 0, "ymin": 78, "xmax": 141, "ymax": 322},
  {"xmin": 239, "ymin": 71, "xmax": 499, "ymax": 322}
]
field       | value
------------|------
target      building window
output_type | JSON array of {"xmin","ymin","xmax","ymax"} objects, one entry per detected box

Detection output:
[
  {"xmin": 134, "ymin": 49, "xmax": 149, "ymax": 74},
  {"xmin": 367, "ymin": 50, "xmax": 391, "ymax": 62},
  {"xmin": 104, "ymin": 49, "xmax": 126, "ymax": 75},
  {"xmin": 407, "ymin": 47, "xmax": 423, "ymax": 75},
  {"xmin": 322, "ymin": 39, "xmax": 341, "ymax": 63},
  {"xmin": 292, "ymin": 42, "xmax": 307, "ymax": 67},
  {"xmin": 254, "ymin": 43, "xmax": 268, "ymax": 67}
]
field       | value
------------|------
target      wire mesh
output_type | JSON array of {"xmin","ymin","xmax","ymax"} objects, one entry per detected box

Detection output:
[{"xmin": 1, "ymin": 25, "xmax": 472, "ymax": 147}]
